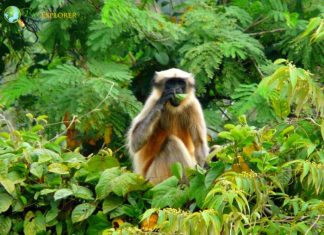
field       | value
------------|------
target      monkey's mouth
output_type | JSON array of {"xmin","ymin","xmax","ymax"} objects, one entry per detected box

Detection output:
[
  {"xmin": 169, "ymin": 90, "xmax": 187, "ymax": 107},
  {"xmin": 170, "ymin": 96, "xmax": 181, "ymax": 107}
]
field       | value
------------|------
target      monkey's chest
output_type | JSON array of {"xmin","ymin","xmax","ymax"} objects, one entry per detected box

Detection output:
[{"xmin": 149, "ymin": 119, "xmax": 195, "ymax": 156}]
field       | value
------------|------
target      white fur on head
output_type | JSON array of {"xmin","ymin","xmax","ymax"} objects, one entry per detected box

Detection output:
[{"xmin": 154, "ymin": 68, "xmax": 195, "ymax": 85}]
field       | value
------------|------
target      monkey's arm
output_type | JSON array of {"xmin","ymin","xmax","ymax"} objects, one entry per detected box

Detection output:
[
  {"xmin": 189, "ymin": 100, "xmax": 209, "ymax": 166},
  {"xmin": 128, "ymin": 91, "xmax": 173, "ymax": 154}
]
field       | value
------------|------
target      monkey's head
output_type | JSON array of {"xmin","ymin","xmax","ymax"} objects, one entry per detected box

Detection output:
[{"xmin": 153, "ymin": 68, "xmax": 195, "ymax": 107}]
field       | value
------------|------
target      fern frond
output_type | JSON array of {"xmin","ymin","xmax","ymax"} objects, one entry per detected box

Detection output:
[
  {"xmin": 180, "ymin": 42, "xmax": 223, "ymax": 80},
  {"xmin": 0, "ymin": 75, "xmax": 36, "ymax": 106},
  {"xmin": 87, "ymin": 20, "xmax": 124, "ymax": 53},
  {"xmin": 225, "ymin": 6, "xmax": 252, "ymax": 28}
]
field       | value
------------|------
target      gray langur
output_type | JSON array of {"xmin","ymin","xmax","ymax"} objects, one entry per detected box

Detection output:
[{"xmin": 127, "ymin": 68, "xmax": 209, "ymax": 184}]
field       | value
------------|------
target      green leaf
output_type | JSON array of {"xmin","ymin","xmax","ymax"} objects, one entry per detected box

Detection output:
[
  {"xmin": 95, "ymin": 167, "xmax": 121, "ymax": 199},
  {"xmin": 274, "ymin": 59, "xmax": 287, "ymax": 65},
  {"xmin": 102, "ymin": 195, "xmax": 123, "ymax": 214},
  {"xmin": 71, "ymin": 203, "xmax": 96, "ymax": 223},
  {"xmin": 289, "ymin": 66, "xmax": 298, "ymax": 89},
  {"xmin": 54, "ymin": 188, "xmax": 73, "ymax": 200},
  {"xmin": 0, "ymin": 216, "xmax": 11, "ymax": 235},
  {"xmin": 54, "ymin": 136, "xmax": 67, "ymax": 145},
  {"xmin": 189, "ymin": 173, "xmax": 208, "ymax": 208},
  {"xmin": 23, "ymin": 211, "xmax": 46, "ymax": 235},
  {"xmin": 23, "ymin": 211, "xmax": 36, "ymax": 235},
  {"xmin": 218, "ymin": 131, "xmax": 234, "ymax": 141},
  {"xmin": 0, "ymin": 193, "xmax": 13, "ymax": 213},
  {"xmin": 30, "ymin": 163, "xmax": 44, "ymax": 179},
  {"xmin": 72, "ymin": 184, "xmax": 94, "ymax": 200},
  {"xmin": 86, "ymin": 155, "xmax": 119, "ymax": 172},
  {"xmin": 174, "ymin": 94, "xmax": 187, "ymax": 102},
  {"xmin": 62, "ymin": 152, "xmax": 86, "ymax": 163},
  {"xmin": 34, "ymin": 211, "xmax": 46, "ymax": 233},
  {"xmin": 171, "ymin": 162, "xmax": 183, "ymax": 180},
  {"xmin": 45, "ymin": 207, "xmax": 59, "ymax": 224},
  {"xmin": 0, "ymin": 178, "xmax": 15, "ymax": 195},
  {"xmin": 150, "ymin": 176, "xmax": 188, "ymax": 208},
  {"xmin": 86, "ymin": 212, "xmax": 110, "ymax": 235},
  {"xmin": 40, "ymin": 189, "xmax": 57, "ymax": 195},
  {"xmin": 48, "ymin": 163, "xmax": 69, "ymax": 175},
  {"xmin": 205, "ymin": 162, "xmax": 225, "ymax": 188},
  {"xmin": 95, "ymin": 167, "xmax": 148, "ymax": 199},
  {"xmin": 154, "ymin": 52, "xmax": 169, "ymax": 65}
]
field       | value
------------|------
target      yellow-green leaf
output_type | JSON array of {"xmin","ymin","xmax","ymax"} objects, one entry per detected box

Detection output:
[{"xmin": 48, "ymin": 163, "xmax": 69, "ymax": 175}]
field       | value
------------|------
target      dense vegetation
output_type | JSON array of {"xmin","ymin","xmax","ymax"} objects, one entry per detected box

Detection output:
[{"xmin": 0, "ymin": 0, "xmax": 323, "ymax": 234}]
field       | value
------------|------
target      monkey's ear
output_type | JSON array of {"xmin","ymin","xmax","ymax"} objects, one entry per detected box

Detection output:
[{"xmin": 152, "ymin": 72, "xmax": 161, "ymax": 85}]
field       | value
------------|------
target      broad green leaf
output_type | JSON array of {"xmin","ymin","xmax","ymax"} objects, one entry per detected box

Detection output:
[
  {"xmin": 171, "ymin": 162, "xmax": 183, "ymax": 180},
  {"xmin": 218, "ymin": 131, "xmax": 234, "ymax": 141},
  {"xmin": 34, "ymin": 211, "xmax": 46, "ymax": 233},
  {"xmin": 54, "ymin": 188, "xmax": 73, "ymax": 200},
  {"xmin": 45, "ymin": 207, "xmax": 59, "ymax": 224},
  {"xmin": 289, "ymin": 66, "xmax": 298, "ymax": 89},
  {"xmin": 30, "ymin": 163, "xmax": 44, "ymax": 179},
  {"xmin": 23, "ymin": 211, "xmax": 46, "ymax": 235},
  {"xmin": 96, "ymin": 167, "xmax": 148, "ymax": 199},
  {"xmin": 32, "ymin": 149, "xmax": 60, "ymax": 163},
  {"xmin": 62, "ymin": 152, "xmax": 86, "ymax": 163},
  {"xmin": 23, "ymin": 211, "xmax": 36, "ymax": 235},
  {"xmin": 205, "ymin": 162, "xmax": 225, "ymax": 188},
  {"xmin": 154, "ymin": 51, "xmax": 169, "ymax": 65},
  {"xmin": 0, "ymin": 216, "xmax": 11, "ymax": 235},
  {"xmin": 150, "ymin": 176, "xmax": 188, "ymax": 208},
  {"xmin": 95, "ymin": 167, "xmax": 121, "ymax": 199},
  {"xmin": 85, "ymin": 155, "xmax": 119, "ymax": 182},
  {"xmin": 71, "ymin": 203, "xmax": 96, "ymax": 223},
  {"xmin": 86, "ymin": 212, "xmax": 110, "ymax": 235},
  {"xmin": 189, "ymin": 173, "xmax": 208, "ymax": 208},
  {"xmin": 44, "ymin": 143, "xmax": 61, "ymax": 154},
  {"xmin": 102, "ymin": 195, "xmax": 123, "ymax": 214},
  {"xmin": 0, "ymin": 178, "xmax": 15, "ymax": 195},
  {"xmin": 54, "ymin": 136, "xmax": 67, "ymax": 145},
  {"xmin": 274, "ymin": 58, "xmax": 287, "ymax": 65},
  {"xmin": 40, "ymin": 189, "xmax": 57, "ymax": 195},
  {"xmin": 0, "ymin": 193, "xmax": 13, "ymax": 213},
  {"xmin": 48, "ymin": 163, "xmax": 69, "ymax": 175},
  {"xmin": 72, "ymin": 184, "xmax": 94, "ymax": 200}
]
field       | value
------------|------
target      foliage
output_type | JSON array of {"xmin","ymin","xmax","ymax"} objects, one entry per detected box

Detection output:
[
  {"xmin": 0, "ymin": 0, "xmax": 323, "ymax": 234},
  {"xmin": 1, "ymin": 0, "xmax": 323, "ymax": 141},
  {"xmin": 0, "ymin": 113, "xmax": 323, "ymax": 234},
  {"xmin": 230, "ymin": 59, "xmax": 324, "ymax": 124}
]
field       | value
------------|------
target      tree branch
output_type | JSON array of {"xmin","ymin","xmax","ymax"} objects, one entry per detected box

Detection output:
[{"xmin": 248, "ymin": 28, "xmax": 285, "ymax": 36}]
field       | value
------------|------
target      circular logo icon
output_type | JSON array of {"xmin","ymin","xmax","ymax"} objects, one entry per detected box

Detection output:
[{"xmin": 4, "ymin": 6, "xmax": 21, "ymax": 23}]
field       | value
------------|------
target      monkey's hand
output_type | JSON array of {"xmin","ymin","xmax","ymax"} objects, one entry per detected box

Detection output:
[{"xmin": 157, "ymin": 89, "xmax": 175, "ymax": 107}]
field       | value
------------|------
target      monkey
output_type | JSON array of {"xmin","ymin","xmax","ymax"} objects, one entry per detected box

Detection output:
[{"xmin": 127, "ymin": 68, "xmax": 209, "ymax": 184}]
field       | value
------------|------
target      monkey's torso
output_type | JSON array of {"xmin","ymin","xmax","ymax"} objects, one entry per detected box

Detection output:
[{"xmin": 136, "ymin": 104, "xmax": 197, "ymax": 179}]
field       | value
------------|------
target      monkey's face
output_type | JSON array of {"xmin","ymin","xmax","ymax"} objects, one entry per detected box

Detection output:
[
  {"xmin": 153, "ymin": 69, "xmax": 196, "ymax": 108},
  {"xmin": 159, "ymin": 78, "xmax": 191, "ymax": 107}
]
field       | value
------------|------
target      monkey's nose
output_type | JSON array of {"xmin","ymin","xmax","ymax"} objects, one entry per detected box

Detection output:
[{"xmin": 175, "ymin": 87, "xmax": 183, "ymax": 93}]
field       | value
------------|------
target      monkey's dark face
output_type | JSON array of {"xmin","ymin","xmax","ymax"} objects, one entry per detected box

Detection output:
[
  {"xmin": 165, "ymin": 78, "xmax": 186, "ymax": 94},
  {"xmin": 153, "ymin": 78, "xmax": 190, "ymax": 107},
  {"xmin": 165, "ymin": 78, "xmax": 187, "ymax": 107}
]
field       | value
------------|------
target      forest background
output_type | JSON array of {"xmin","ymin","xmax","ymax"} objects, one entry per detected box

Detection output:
[{"xmin": 0, "ymin": 0, "xmax": 323, "ymax": 234}]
